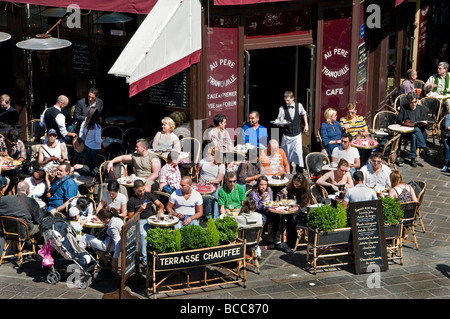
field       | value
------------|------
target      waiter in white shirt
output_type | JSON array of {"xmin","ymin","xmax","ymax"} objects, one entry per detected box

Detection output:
[
  {"xmin": 276, "ymin": 90, "xmax": 309, "ymax": 173},
  {"xmin": 39, "ymin": 95, "xmax": 77, "ymax": 143}
]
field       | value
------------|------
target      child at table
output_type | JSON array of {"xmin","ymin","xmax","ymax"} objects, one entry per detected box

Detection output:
[
  {"xmin": 69, "ymin": 197, "xmax": 94, "ymax": 218},
  {"xmin": 68, "ymin": 207, "xmax": 88, "ymax": 247},
  {"xmin": 235, "ymin": 197, "xmax": 263, "ymax": 257}
]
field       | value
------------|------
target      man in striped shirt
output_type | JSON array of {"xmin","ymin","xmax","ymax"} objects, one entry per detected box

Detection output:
[{"xmin": 340, "ymin": 103, "xmax": 369, "ymax": 137}]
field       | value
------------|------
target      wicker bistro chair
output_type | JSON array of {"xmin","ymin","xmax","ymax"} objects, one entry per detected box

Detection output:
[
  {"xmin": 394, "ymin": 93, "xmax": 408, "ymax": 113},
  {"xmin": 179, "ymin": 137, "xmax": 201, "ymax": 177},
  {"xmin": 408, "ymin": 180, "xmax": 426, "ymax": 233},
  {"xmin": 420, "ymin": 97, "xmax": 442, "ymax": 144},
  {"xmin": 237, "ymin": 225, "xmax": 263, "ymax": 274},
  {"xmin": 305, "ymin": 152, "xmax": 330, "ymax": 183},
  {"xmin": 0, "ymin": 216, "xmax": 38, "ymax": 267},
  {"xmin": 380, "ymin": 133, "xmax": 401, "ymax": 169},
  {"xmin": 400, "ymin": 201, "xmax": 420, "ymax": 250},
  {"xmin": 372, "ymin": 111, "xmax": 397, "ymax": 136}
]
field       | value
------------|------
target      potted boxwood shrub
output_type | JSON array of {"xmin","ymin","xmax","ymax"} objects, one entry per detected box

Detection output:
[
  {"xmin": 215, "ymin": 216, "xmax": 239, "ymax": 245},
  {"xmin": 381, "ymin": 196, "xmax": 404, "ymax": 238},
  {"xmin": 307, "ymin": 202, "xmax": 351, "ymax": 246}
]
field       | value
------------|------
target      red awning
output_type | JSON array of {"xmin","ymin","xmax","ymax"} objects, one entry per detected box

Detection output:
[
  {"xmin": 395, "ymin": 0, "xmax": 404, "ymax": 7},
  {"xmin": 10, "ymin": 0, "xmax": 158, "ymax": 14},
  {"xmin": 214, "ymin": 0, "xmax": 292, "ymax": 5}
]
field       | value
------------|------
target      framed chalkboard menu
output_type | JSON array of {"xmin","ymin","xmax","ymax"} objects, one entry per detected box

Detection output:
[
  {"xmin": 148, "ymin": 70, "xmax": 187, "ymax": 108},
  {"xmin": 120, "ymin": 212, "xmax": 140, "ymax": 285},
  {"xmin": 350, "ymin": 200, "xmax": 388, "ymax": 274},
  {"xmin": 72, "ymin": 39, "xmax": 91, "ymax": 76}
]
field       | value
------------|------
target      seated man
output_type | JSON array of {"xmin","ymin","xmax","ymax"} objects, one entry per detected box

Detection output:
[
  {"xmin": 218, "ymin": 171, "xmax": 246, "ymax": 217},
  {"xmin": 47, "ymin": 162, "xmax": 78, "ymax": 214},
  {"xmin": 396, "ymin": 91, "xmax": 430, "ymax": 167},
  {"xmin": 0, "ymin": 128, "xmax": 26, "ymax": 194},
  {"xmin": 360, "ymin": 151, "xmax": 392, "ymax": 191},
  {"xmin": 158, "ymin": 151, "xmax": 181, "ymax": 193},
  {"xmin": 0, "ymin": 181, "xmax": 43, "ymax": 236},
  {"xmin": 331, "ymin": 133, "xmax": 361, "ymax": 175},
  {"xmin": 260, "ymin": 139, "xmax": 290, "ymax": 176},
  {"xmin": 167, "ymin": 176, "xmax": 203, "ymax": 229},
  {"xmin": 106, "ymin": 138, "xmax": 161, "ymax": 192},
  {"xmin": 70, "ymin": 137, "xmax": 98, "ymax": 184},
  {"xmin": 399, "ymin": 69, "xmax": 418, "ymax": 95},
  {"xmin": 340, "ymin": 103, "xmax": 369, "ymax": 137},
  {"xmin": 127, "ymin": 179, "xmax": 164, "ymax": 264},
  {"xmin": 342, "ymin": 171, "xmax": 378, "ymax": 209},
  {"xmin": 241, "ymin": 111, "xmax": 269, "ymax": 149},
  {"xmin": 0, "ymin": 94, "xmax": 19, "ymax": 127},
  {"xmin": 425, "ymin": 61, "xmax": 450, "ymax": 109}
]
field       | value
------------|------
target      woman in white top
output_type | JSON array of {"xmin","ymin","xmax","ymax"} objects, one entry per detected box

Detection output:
[
  {"xmin": 152, "ymin": 117, "xmax": 181, "ymax": 152},
  {"xmin": 79, "ymin": 107, "xmax": 103, "ymax": 153},
  {"xmin": 24, "ymin": 169, "xmax": 50, "ymax": 200},
  {"xmin": 96, "ymin": 180, "xmax": 127, "ymax": 219},
  {"xmin": 195, "ymin": 146, "xmax": 225, "ymax": 185},
  {"xmin": 38, "ymin": 129, "xmax": 68, "ymax": 172}
]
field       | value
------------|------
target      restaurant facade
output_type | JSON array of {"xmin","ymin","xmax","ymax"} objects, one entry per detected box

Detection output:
[{"xmin": 0, "ymin": 0, "xmax": 445, "ymax": 151}]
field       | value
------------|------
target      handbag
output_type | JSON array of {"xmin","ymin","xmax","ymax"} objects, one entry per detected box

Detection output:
[
  {"xmin": 401, "ymin": 120, "xmax": 415, "ymax": 127},
  {"xmin": 38, "ymin": 240, "xmax": 54, "ymax": 268}
]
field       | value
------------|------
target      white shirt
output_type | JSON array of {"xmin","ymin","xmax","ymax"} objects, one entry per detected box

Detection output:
[
  {"xmin": 69, "ymin": 198, "xmax": 94, "ymax": 217},
  {"xmin": 277, "ymin": 102, "xmax": 306, "ymax": 122},
  {"xmin": 39, "ymin": 106, "xmax": 68, "ymax": 138},
  {"xmin": 79, "ymin": 121, "xmax": 102, "ymax": 150},
  {"xmin": 360, "ymin": 163, "xmax": 392, "ymax": 190},
  {"xmin": 169, "ymin": 188, "xmax": 203, "ymax": 217},
  {"xmin": 101, "ymin": 192, "xmax": 127, "ymax": 211},
  {"xmin": 331, "ymin": 146, "xmax": 360, "ymax": 165},
  {"xmin": 199, "ymin": 158, "xmax": 225, "ymax": 182},
  {"xmin": 24, "ymin": 177, "xmax": 47, "ymax": 199}
]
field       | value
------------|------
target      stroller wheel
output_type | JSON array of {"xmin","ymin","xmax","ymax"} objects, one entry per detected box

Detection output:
[
  {"xmin": 47, "ymin": 272, "xmax": 60, "ymax": 285},
  {"xmin": 78, "ymin": 280, "xmax": 88, "ymax": 289}
]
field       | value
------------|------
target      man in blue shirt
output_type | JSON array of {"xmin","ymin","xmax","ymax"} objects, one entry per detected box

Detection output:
[
  {"xmin": 342, "ymin": 171, "xmax": 377, "ymax": 209},
  {"xmin": 241, "ymin": 111, "xmax": 269, "ymax": 149},
  {"xmin": 48, "ymin": 162, "xmax": 78, "ymax": 214}
]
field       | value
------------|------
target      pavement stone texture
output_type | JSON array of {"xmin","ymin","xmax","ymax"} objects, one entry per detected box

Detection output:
[{"xmin": 1, "ymin": 140, "xmax": 450, "ymax": 300}]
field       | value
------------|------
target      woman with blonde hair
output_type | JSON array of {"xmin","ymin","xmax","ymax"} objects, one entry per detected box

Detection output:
[
  {"xmin": 388, "ymin": 170, "xmax": 417, "ymax": 203},
  {"xmin": 320, "ymin": 107, "xmax": 343, "ymax": 157},
  {"xmin": 152, "ymin": 116, "xmax": 181, "ymax": 152}
]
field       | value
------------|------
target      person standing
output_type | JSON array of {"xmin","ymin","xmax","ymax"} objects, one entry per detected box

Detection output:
[
  {"xmin": 78, "ymin": 107, "xmax": 103, "ymax": 154},
  {"xmin": 74, "ymin": 88, "xmax": 104, "ymax": 134},
  {"xmin": 276, "ymin": 91, "xmax": 309, "ymax": 173},
  {"xmin": 241, "ymin": 111, "xmax": 269, "ymax": 149},
  {"xmin": 39, "ymin": 95, "xmax": 77, "ymax": 143},
  {"xmin": 208, "ymin": 114, "xmax": 234, "ymax": 154}
]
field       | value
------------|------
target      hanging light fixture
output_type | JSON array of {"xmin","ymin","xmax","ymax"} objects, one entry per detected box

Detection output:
[
  {"xmin": 16, "ymin": 12, "xmax": 72, "ymax": 50},
  {"xmin": 94, "ymin": 12, "xmax": 133, "ymax": 24},
  {"xmin": 0, "ymin": 32, "xmax": 11, "ymax": 42}
]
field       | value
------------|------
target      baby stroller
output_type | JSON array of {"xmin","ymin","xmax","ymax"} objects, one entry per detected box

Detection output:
[{"xmin": 41, "ymin": 215, "xmax": 99, "ymax": 289}]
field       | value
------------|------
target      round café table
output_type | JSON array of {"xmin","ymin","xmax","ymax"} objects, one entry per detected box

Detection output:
[
  {"xmin": 117, "ymin": 176, "xmax": 146, "ymax": 188},
  {"xmin": 105, "ymin": 115, "xmax": 136, "ymax": 126},
  {"xmin": 192, "ymin": 183, "xmax": 217, "ymax": 195},
  {"xmin": 388, "ymin": 124, "xmax": 415, "ymax": 135},
  {"xmin": 351, "ymin": 138, "xmax": 379, "ymax": 165},
  {"xmin": 266, "ymin": 175, "xmax": 290, "ymax": 187},
  {"xmin": 267, "ymin": 203, "xmax": 299, "ymax": 244},
  {"xmin": 147, "ymin": 215, "xmax": 179, "ymax": 228}
]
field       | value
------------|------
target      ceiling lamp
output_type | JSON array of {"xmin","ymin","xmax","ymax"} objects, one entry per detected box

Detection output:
[{"xmin": 0, "ymin": 32, "xmax": 11, "ymax": 42}]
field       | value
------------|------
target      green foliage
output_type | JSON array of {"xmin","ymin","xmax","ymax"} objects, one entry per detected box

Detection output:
[
  {"xmin": 381, "ymin": 196, "xmax": 404, "ymax": 225},
  {"xmin": 215, "ymin": 216, "xmax": 239, "ymax": 244},
  {"xmin": 146, "ymin": 227, "xmax": 176, "ymax": 254},
  {"xmin": 173, "ymin": 228, "xmax": 182, "ymax": 252},
  {"xmin": 206, "ymin": 217, "xmax": 220, "ymax": 247},
  {"xmin": 180, "ymin": 224, "xmax": 208, "ymax": 250},
  {"xmin": 335, "ymin": 201, "xmax": 349, "ymax": 228},
  {"xmin": 307, "ymin": 204, "xmax": 344, "ymax": 232}
]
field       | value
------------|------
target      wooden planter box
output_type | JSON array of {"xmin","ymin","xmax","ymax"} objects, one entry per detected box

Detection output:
[
  {"xmin": 306, "ymin": 227, "xmax": 353, "ymax": 274},
  {"xmin": 146, "ymin": 241, "xmax": 246, "ymax": 298}
]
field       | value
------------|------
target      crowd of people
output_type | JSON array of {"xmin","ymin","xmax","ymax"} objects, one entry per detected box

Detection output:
[{"xmin": 0, "ymin": 68, "xmax": 438, "ymax": 273}]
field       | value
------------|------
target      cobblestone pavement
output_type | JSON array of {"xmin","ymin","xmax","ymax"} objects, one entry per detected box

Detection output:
[{"xmin": 0, "ymin": 141, "xmax": 450, "ymax": 301}]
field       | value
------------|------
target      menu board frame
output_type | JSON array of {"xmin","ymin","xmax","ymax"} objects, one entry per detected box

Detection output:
[{"xmin": 349, "ymin": 200, "xmax": 388, "ymax": 274}]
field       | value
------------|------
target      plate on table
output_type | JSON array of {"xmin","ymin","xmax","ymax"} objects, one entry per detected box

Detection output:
[
  {"xmin": 147, "ymin": 215, "xmax": 179, "ymax": 226},
  {"xmin": 117, "ymin": 176, "xmax": 146, "ymax": 185},
  {"xmin": 270, "ymin": 119, "xmax": 290, "ymax": 125},
  {"xmin": 263, "ymin": 201, "xmax": 279, "ymax": 208}
]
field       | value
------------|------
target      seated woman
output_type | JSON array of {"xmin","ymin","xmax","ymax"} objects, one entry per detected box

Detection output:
[
  {"xmin": 316, "ymin": 158, "xmax": 354, "ymax": 194},
  {"xmin": 236, "ymin": 148, "xmax": 262, "ymax": 189},
  {"xmin": 260, "ymin": 139, "xmax": 290, "ymax": 176},
  {"xmin": 152, "ymin": 117, "xmax": 181, "ymax": 152},
  {"xmin": 96, "ymin": 180, "xmax": 128, "ymax": 219},
  {"xmin": 195, "ymin": 146, "xmax": 225, "ymax": 219},
  {"xmin": 38, "ymin": 129, "xmax": 68, "ymax": 172},
  {"xmin": 235, "ymin": 197, "xmax": 263, "ymax": 258},
  {"xmin": 78, "ymin": 107, "xmax": 103, "ymax": 155},
  {"xmin": 320, "ymin": 107, "xmax": 343, "ymax": 158},
  {"xmin": 85, "ymin": 208, "xmax": 124, "ymax": 272},
  {"xmin": 388, "ymin": 170, "xmax": 417, "ymax": 203},
  {"xmin": 249, "ymin": 175, "xmax": 272, "ymax": 226}
]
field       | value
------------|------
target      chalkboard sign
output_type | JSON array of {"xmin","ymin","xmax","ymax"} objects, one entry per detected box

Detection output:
[
  {"xmin": 148, "ymin": 70, "xmax": 187, "ymax": 108},
  {"xmin": 72, "ymin": 39, "xmax": 91, "ymax": 76},
  {"xmin": 120, "ymin": 212, "xmax": 140, "ymax": 283},
  {"xmin": 350, "ymin": 200, "xmax": 388, "ymax": 274}
]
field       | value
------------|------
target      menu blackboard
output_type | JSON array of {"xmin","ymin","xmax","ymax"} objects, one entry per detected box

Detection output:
[
  {"xmin": 350, "ymin": 200, "xmax": 388, "ymax": 274},
  {"xmin": 148, "ymin": 70, "xmax": 187, "ymax": 108},
  {"xmin": 72, "ymin": 39, "xmax": 91, "ymax": 76},
  {"xmin": 121, "ymin": 212, "xmax": 140, "ymax": 283}
]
